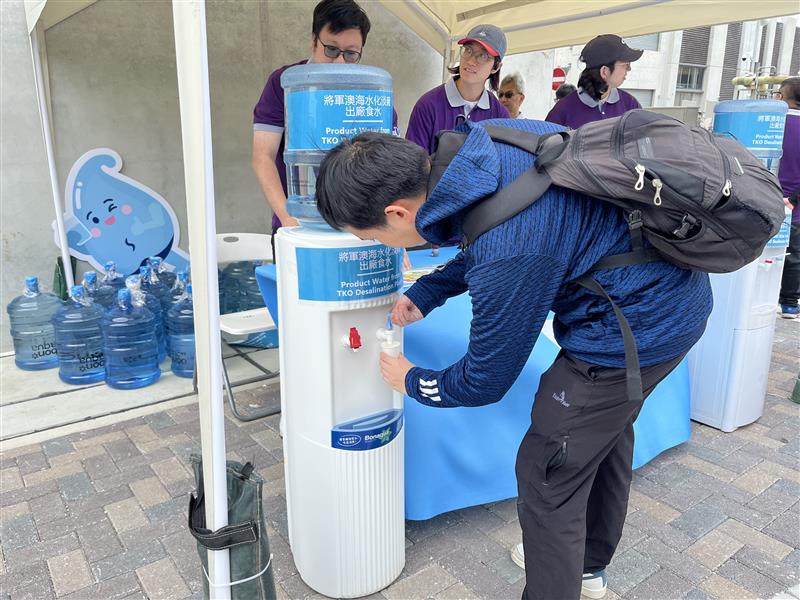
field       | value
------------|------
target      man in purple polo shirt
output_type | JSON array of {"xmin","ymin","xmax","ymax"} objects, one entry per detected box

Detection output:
[
  {"xmin": 546, "ymin": 35, "xmax": 642, "ymax": 130},
  {"xmin": 252, "ymin": 0, "xmax": 397, "ymax": 247},
  {"xmin": 406, "ymin": 24, "xmax": 509, "ymax": 155},
  {"xmin": 776, "ymin": 77, "xmax": 800, "ymax": 318}
]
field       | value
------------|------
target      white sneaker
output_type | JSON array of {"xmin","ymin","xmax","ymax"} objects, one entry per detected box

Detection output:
[
  {"xmin": 581, "ymin": 571, "xmax": 608, "ymax": 599},
  {"xmin": 511, "ymin": 542, "xmax": 525, "ymax": 569},
  {"xmin": 509, "ymin": 544, "xmax": 607, "ymax": 599}
]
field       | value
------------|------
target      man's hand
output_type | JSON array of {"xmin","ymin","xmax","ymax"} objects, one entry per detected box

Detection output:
[
  {"xmin": 380, "ymin": 352, "xmax": 414, "ymax": 394},
  {"xmin": 280, "ymin": 216, "xmax": 300, "ymax": 228},
  {"xmin": 391, "ymin": 295, "xmax": 423, "ymax": 326}
]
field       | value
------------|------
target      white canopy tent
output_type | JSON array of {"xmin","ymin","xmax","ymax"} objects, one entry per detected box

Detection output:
[
  {"xmin": 377, "ymin": 0, "xmax": 800, "ymax": 70},
  {"xmin": 21, "ymin": 1, "xmax": 800, "ymax": 597}
]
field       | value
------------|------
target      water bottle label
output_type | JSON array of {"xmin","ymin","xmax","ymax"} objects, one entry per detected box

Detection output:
[
  {"xmin": 285, "ymin": 89, "xmax": 393, "ymax": 151},
  {"xmin": 122, "ymin": 353, "xmax": 152, "ymax": 365},
  {"xmin": 78, "ymin": 351, "xmax": 105, "ymax": 372},
  {"xmin": 296, "ymin": 245, "xmax": 403, "ymax": 301},
  {"xmin": 767, "ymin": 212, "xmax": 792, "ymax": 248},
  {"xmin": 30, "ymin": 340, "xmax": 57, "ymax": 359},
  {"xmin": 713, "ymin": 112, "xmax": 786, "ymax": 154}
]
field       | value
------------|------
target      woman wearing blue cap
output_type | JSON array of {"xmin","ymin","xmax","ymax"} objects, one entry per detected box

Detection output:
[{"xmin": 405, "ymin": 24, "xmax": 510, "ymax": 154}]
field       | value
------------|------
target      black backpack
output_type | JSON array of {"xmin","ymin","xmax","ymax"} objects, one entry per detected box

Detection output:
[{"xmin": 428, "ymin": 110, "xmax": 785, "ymax": 402}]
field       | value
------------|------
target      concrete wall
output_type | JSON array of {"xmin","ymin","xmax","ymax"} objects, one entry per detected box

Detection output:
[
  {"xmin": 0, "ymin": 0, "xmax": 441, "ymax": 352},
  {"xmin": 1, "ymin": 1, "xmax": 54, "ymax": 354}
]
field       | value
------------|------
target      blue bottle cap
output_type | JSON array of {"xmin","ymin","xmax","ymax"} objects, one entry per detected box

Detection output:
[
  {"xmin": 25, "ymin": 275, "xmax": 38, "ymax": 287},
  {"xmin": 84, "ymin": 271, "xmax": 97, "ymax": 283},
  {"xmin": 186, "ymin": 284, "xmax": 192, "ymax": 295},
  {"xmin": 104, "ymin": 260, "xmax": 115, "ymax": 269},
  {"xmin": 117, "ymin": 288, "xmax": 132, "ymax": 303},
  {"xmin": 71, "ymin": 285, "xmax": 85, "ymax": 298}
]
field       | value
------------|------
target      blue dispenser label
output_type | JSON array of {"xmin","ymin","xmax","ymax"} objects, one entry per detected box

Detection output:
[
  {"xmin": 285, "ymin": 89, "xmax": 393, "ymax": 151},
  {"xmin": 713, "ymin": 112, "xmax": 786, "ymax": 155},
  {"xmin": 332, "ymin": 408, "xmax": 403, "ymax": 451},
  {"xmin": 296, "ymin": 245, "xmax": 403, "ymax": 301},
  {"xmin": 767, "ymin": 212, "xmax": 792, "ymax": 248}
]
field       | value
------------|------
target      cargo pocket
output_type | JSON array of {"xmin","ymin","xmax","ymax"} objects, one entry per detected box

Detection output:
[{"xmin": 543, "ymin": 435, "xmax": 569, "ymax": 486}]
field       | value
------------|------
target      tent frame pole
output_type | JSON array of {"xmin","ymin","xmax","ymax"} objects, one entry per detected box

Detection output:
[
  {"xmin": 29, "ymin": 24, "xmax": 74, "ymax": 290},
  {"xmin": 171, "ymin": 2, "xmax": 231, "ymax": 598}
]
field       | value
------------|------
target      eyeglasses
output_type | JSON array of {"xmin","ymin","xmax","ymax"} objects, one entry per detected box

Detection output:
[
  {"xmin": 460, "ymin": 44, "xmax": 494, "ymax": 65},
  {"xmin": 319, "ymin": 42, "xmax": 362, "ymax": 64},
  {"xmin": 498, "ymin": 91, "xmax": 517, "ymax": 99}
]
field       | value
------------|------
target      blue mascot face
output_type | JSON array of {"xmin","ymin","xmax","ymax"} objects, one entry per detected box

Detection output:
[{"xmin": 55, "ymin": 149, "xmax": 189, "ymax": 276}]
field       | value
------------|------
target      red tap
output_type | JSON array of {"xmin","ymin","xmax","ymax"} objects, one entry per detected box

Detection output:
[{"xmin": 349, "ymin": 327, "xmax": 362, "ymax": 350}]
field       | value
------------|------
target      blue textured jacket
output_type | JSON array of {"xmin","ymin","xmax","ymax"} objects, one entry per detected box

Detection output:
[{"xmin": 404, "ymin": 118, "xmax": 713, "ymax": 408}]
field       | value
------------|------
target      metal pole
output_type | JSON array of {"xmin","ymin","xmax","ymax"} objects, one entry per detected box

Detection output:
[
  {"xmin": 171, "ymin": 2, "xmax": 231, "ymax": 598},
  {"xmin": 29, "ymin": 25, "xmax": 74, "ymax": 290}
]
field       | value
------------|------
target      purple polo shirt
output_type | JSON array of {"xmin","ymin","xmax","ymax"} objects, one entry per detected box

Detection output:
[
  {"xmin": 253, "ymin": 60, "xmax": 400, "ymax": 228},
  {"xmin": 778, "ymin": 109, "xmax": 800, "ymax": 222},
  {"xmin": 545, "ymin": 88, "xmax": 641, "ymax": 130},
  {"xmin": 405, "ymin": 78, "xmax": 509, "ymax": 154}
]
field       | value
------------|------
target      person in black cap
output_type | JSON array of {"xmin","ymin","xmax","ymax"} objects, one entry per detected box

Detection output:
[{"xmin": 546, "ymin": 34, "xmax": 643, "ymax": 129}]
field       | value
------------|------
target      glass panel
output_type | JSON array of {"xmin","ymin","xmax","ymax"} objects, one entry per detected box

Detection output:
[{"xmin": 625, "ymin": 34, "xmax": 660, "ymax": 51}]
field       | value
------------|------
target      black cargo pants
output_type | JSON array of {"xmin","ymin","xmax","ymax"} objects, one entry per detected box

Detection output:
[{"xmin": 516, "ymin": 350, "xmax": 684, "ymax": 600}]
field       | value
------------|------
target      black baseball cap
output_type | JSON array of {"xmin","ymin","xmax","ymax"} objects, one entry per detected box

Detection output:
[{"xmin": 580, "ymin": 34, "xmax": 643, "ymax": 69}]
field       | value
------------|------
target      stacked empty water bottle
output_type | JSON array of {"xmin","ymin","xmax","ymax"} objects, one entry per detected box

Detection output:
[
  {"xmin": 6, "ymin": 257, "xmax": 196, "ymax": 388},
  {"xmin": 218, "ymin": 260, "xmax": 278, "ymax": 348}
]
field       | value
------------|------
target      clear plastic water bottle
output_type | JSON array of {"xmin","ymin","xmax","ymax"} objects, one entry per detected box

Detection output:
[
  {"xmin": 52, "ymin": 285, "xmax": 105, "ymax": 384},
  {"xmin": 82, "ymin": 271, "xmax": 115, "ymax": 309},
  {"xmin": 169, "ymin": 271, "xmax": 190, "ymax": 305},
  {"xmin": 6, "ymin": 276, "xmax": 62, "ymax": 370},
  {"xmin": 101, "ymin": 261, "xmax": 126, "ymax": 292},
  {"xmin": 103, "ymin": 288, "xmax": 160, "ymax": 389},
  {"xmin": 140, "ymin": 265, "xmax": 171, "ymax": 313},
  {"xmin": 126, "ymin": 275, "xmax": 166, "ymax": 362},
  {"xmin": 167, "ymin": 284, "xmax": 195, "ymax": 378},
  {"xmin": 148, "ymin": 256, "xmax": 176, "ymax": 289},
  {"xmin": 221, "ymin": 261, "xmax": 265, "ymax": 314}
]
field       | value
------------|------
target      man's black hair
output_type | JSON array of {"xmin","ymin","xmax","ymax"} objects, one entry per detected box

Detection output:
[
  {"xmin": 779, "ymin": 76, "xmax": 800, "ymax": 106},
  {"xmin": 315, "ymin": 132, "xmax": 429, "ymax": 230},
  {"xmin": 313, "ymin": 0, "xmax": 371, "ymax": 45},
  {"xmin": 555, "ymin": 83, "xmax": 576, "ymax": 100},
  {"xmin": 578, "ymin": 63, "xmax": 616, "ymax": 101}
]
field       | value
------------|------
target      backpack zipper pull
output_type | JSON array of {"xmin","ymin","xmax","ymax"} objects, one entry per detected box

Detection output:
[
  {"xmin": 651, "ymin": 178, "xmax": 663, "ymax": 206},
  {"xmin": 634, "ymin": 164, "xmax": 646, "ymax": 191},
  {"xmin": 722, "ymin": 179, "xmax": 732, "ymax": 197}
]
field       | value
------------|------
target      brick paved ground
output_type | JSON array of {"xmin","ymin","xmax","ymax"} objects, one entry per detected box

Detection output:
[{"xmin": 1, "ymin": 316, "xmax": 797, "ymax": 599}]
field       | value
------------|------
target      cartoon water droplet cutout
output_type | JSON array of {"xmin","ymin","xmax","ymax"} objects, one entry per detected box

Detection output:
[{"xmin": 53, "ymin": 148, "xmax": 189, "ymax": 276}]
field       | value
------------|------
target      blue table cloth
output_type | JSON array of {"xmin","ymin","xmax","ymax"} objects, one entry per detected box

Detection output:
[{"xmin": 255, "ymin": 247, "xmax": 691, "ymax": 521}]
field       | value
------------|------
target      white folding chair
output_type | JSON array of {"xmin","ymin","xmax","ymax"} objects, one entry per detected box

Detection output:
[{"xmin": 216, "ymin": 233, "xmax": 279, "ymax": 421}]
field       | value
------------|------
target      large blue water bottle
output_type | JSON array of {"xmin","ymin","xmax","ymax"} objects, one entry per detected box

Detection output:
[
  {"xmin": 52, "ymin": 285, "xmax": 105, "ymax": 384},
  {"xmin": 101, "ymin": 261, "xmax": 126, "ymax": 292},
  {"xmin": 82, "ymin": 271, "xmax": 115, "ymax": 309},
  {"xmin": 140, "ymin": 265, "xmax": 171, "ymax": 313},
  {"xmin": 148, "ymin": 256, "xmax": 176, "ymax": 289},
  {"xmin": 713, "ymin": 100, "xmax": 788, "ymax": 174},
  {"xmin": 103, "ymin": 288, "xmax": 160, "ymax": 389},
  {"xmin": 6, "ymin": 276, "xmax": 62, "ymax": 370},
  {"xmin": 126, "ymin": 275, "xmax": 166, "ymax": 362},
  {"xmin": 281, "ymin": 64, "xmax": 394, "ymax": 228},
  {"xmin": 167, "ymin": 284, "xmax": 195, "ymax": 378},
  {"xmin": 169, "ymin": 271, "xmax": 190, "ymax": 305}
]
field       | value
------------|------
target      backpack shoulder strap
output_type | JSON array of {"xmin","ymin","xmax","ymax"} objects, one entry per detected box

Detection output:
[{"xmin": 461, "ymin": 164, "xmax": 553, "ymax": 245}]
